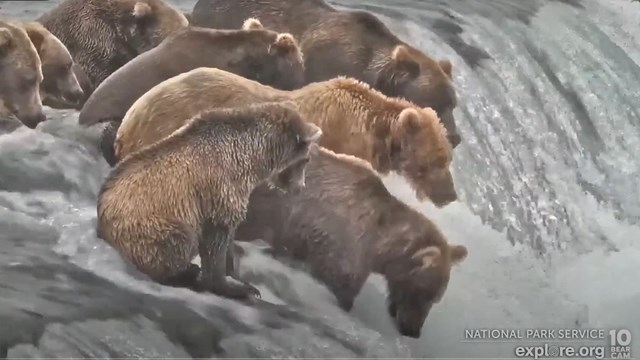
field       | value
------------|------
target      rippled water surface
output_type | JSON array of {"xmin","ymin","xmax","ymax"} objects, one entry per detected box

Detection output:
[{"xmin": 1, "ymin": 0, "xmax": 639, "ymax": 358}]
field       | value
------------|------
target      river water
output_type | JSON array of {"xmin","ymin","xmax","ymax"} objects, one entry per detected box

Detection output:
[{"xmin": 1, "ymin": 0, "xmax": 639, "ymax": 358}]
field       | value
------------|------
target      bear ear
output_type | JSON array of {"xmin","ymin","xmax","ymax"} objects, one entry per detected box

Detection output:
[
  {"xmin": 439, "ymin": 59, "xmax": 453, "ymax": 79},
  {"xmin": 22, "ymin": 22, "xmax": 46, "ymax": 54},
  {"xmin": 412, "ymin": 246, "xmax": 442, "ymax": 268},
  {"xmin": 269, "ymin": 33, "xmax": 303, "ymax": 63},
  {"xmin": 449, "ymin": 244, "xmax": 468, "ymax": 265},
  {"xmin": 0, "ymin": 27, "xmax": 13, "ymax": 53},
  {"xmin": 391, "ymin": 45, "xmax": 420, "ymax": 80},
  {"xmin": 242, "ymin": 17, "xmax": 264, "ymax": 30},
  {"xmin": 394, "ymin": 107, "xmax": 422, "ymax": 136},
  {"xmin": 269, "ymin": 33, "xmax": 299, "ymax": 55},
  {"xmin": 132, "ymin": 2, "xmax": 153, "ymax": 19}
]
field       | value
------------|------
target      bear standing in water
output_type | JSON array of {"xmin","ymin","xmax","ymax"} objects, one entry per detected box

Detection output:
[
  {"xmin": 97, "ymin": 102, "xmax": 322, "ymax": 299},
  {"xmin": 0, "ymin": 20, "xmax": 46, "ymax": 129},
  {"xmin": 234, "ymin": 147, "xmax": 468, "ymax": 338},
  {"xmin": 37, "ymin": 0, "xmax": 189, "ymax": 99},
  {"xmin": 112, "ymin": 68, "xmax": 457, "ymax": 207},
  {"xmin": 191, "ymin": 0, "xmax": 462, "ymax": 148}
]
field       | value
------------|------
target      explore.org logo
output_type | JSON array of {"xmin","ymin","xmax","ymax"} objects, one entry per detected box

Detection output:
[{"xmin": 464, "ymin": 328, "xmax": 633, "ymax": 359}]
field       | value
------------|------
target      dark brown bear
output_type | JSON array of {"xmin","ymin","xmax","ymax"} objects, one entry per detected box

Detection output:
[
  {"xmin": 37, "ymin": 0, "xmax": 189, "ymax": 99},
  {"xmin": 0, "ymin": 20, "xmax": 46, "ymax": 129},
  {"xmin": 17, "ymin": 21, "xmax": 85, "ymax": 110},
  {"xmin": 96, "ymin": 102, "xmax": 322, "ymax": 300},
  {"xmin": 78, "ymin": 18, "xmax": 304, "ymax": 130},
  {"xmin": 233, "ymin": 147, "xmax": 467, "ymax": 337},
  {"xmin": 191, "ymin": 0, "xmax": 462, "ymax": 148}
]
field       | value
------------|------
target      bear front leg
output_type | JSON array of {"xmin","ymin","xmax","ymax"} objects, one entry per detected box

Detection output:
[
  {"xmin": 99, "ymin": 121, "xmax": 120, "ymax": 167},
  {"xmin": 198, "ymin": 223, "xmax": 260, "ymax": 300},
  {"xmin": 226, "ymin": 245, "xmax": 237, "ymax": 277},
  {"xmin": 327, "ymin": 275, "xmax": 367, "ymax": 312}
]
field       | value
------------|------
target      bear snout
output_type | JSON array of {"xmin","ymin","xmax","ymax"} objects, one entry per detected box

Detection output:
[
  {"xmin": 394, "ymin": 303, "xmax": 431, "ymax": 339},
  {"xmin": 431, "ymin": 188, "xmax": 457, "ymax": 207},
  {"xmin": 18, "ymin": 110, "xmax": 46, "ymax": 129},
  {"xmin": 398, "ymin": 324, "xmax": 421, "ymax": 339},
  {"xmin": 447, "ymin": 133, "xmax": 461, "ymax": 148},
  {"xmin": 65, "ymin": 85, "xmax": 85, "ymax": 104},
  {"xmin": 395, "ymin": 313, "xmax": 424, "ymax": 339}
]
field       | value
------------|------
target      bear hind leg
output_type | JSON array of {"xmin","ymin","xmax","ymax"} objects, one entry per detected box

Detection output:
[
  {"xmin": 158, "ymin": 263, "xmax": 201, "ymax": 291},
  {"xmin": 128, "ymin": 221, "xmax": 199, "ymax": 289}
]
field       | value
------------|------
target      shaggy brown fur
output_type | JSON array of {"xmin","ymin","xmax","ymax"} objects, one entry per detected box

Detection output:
[
  {"xmin": 37, "ymin": 0, "xmax": 189, "ymax": 98},
  {"xmin": 0, "ymin": 20, "xmax": 45, "ymax": 129},
  {"xmin": 78, "ymin": 18, "xmax": 304, "ymax": 129},
  {"xmin": 233, "ymin": 147, "xmax": 468, "ymax": 338},
  {"xmin": 191, "ymin": 0, "xmax": 462, "ymax": 148},
  {"xmin": 17, "ymin": 21, "xmax": 85, "ymax": 110},
  {"xmin": 97, "ymin": 102, "xmax": 322, "ymax": 300},
  {"xmin": 113, "ymin": 68, "xmax": 457, "ymax": 207}
]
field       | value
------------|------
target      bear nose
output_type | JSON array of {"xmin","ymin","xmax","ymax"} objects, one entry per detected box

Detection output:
[
  {"xmin": 65, "ymin": 86, "xmax": 85, "ymax": 104},
  {"xmin": 398, "ymin": 324, "xmax": 422, "ymax": 339},
  {"xmin": 431, "ymin": 189, "xmax": 457, "ymax": 208},
  {"xmin": 447, "ymin": 133, "xmax": 461, "ymax": 148},
  {"xmin": 70, "ymin": 87, "xmax": 84, "ymax": 101},
  {"xmin": 20, "ymin": 111, "xmax": 47, "ymax": 129}
]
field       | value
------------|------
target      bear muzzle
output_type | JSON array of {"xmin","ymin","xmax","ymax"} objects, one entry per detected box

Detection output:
[
  {"xmin": 18, "ymin": 110, "xmax": 46, "ymax": 129},
  {"xmin": 430, "ymin": 188, "xmax": 458, "ymax": 208}
]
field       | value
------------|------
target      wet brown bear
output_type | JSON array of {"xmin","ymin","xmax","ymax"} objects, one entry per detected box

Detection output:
[
  {"xmin": 17, "ymin": 21, "xmax": 85, "ymax": 110},
  {"xmin": 37, "ymin": 0, "xmax": 189, "ymax": 99},
  {"xmin": 113, "ymin": 68, "xmax": 457, "ymax": 207},
  {"xmin": 191, "ymin": 0, "xmax": 462, "ymax": 148},
  {"xmin": 0, "ymin": 20, "xmax": 46, "ymax": 129},
  {"xmin": 97, "ymin": 102, "xmax": 322, "ymax": 299},
  {"xmin": 233, "ymin": 147, "xmax": 468, "ymax": 338},
  {"xmin": 78, "ymin": 17, "xmax": 304, "ymax": 130}
]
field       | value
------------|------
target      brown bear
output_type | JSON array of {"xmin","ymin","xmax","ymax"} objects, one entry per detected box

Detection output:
[
  {"xmin": 97, "ymin": 101, "xmax": 322, "ymax": 299},
  {"xmin": 17, "ymin": 21, "xmax": 85, "ymax": 110},
  {"xmin": 0, "ymin": 20, "xmax": 46, "ymax": 129},
  {"xmin": 112, "ymin": 68, "xmax": 457, "ymax": 207},
  {"xmin": 232, "ymin": 147, "xmax": 468, "ymax": 338},
  {"xmin": 191, "ymin": 0, "xmax": 462, "ymax": 148},
  {"xmin": 37, "ymin": 0, "xmax": 189, "ymax": 99},
  {"xmin": 78, "ymin": 17, "xmax": 305, "ymax": 129}
]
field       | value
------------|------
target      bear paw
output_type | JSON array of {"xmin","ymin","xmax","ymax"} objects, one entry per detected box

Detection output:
[{"xmin": 203, "ymin": 276, "xmax": 261, "ymax": 300}]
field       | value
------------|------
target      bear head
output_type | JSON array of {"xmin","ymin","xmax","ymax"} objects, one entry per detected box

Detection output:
[
  {"xmin": 376, "ymin": 44, "xmax": 461, "ymax": 148},
  {"xmin": 21, "ymin": 22, "xmax": 84, "ymax": 108},
  {"xmin": 390, "ymin": 107, "xmax": 457, "ymax": 207},
  {"xmin": 0, "ymin": 21, "xmax": 46, "ymax": 129},
  {"xmin": 116, "ymin": 0, "xmax": 189, "ymax": 54},
  {"xmin": 238, "ymin": 18, "xmax": 306, "ymax": 91},
  {"xmin": 259, "ymin": 101, "xmax": 322, "ymax": 194},
  {"xmin": 386, "ymin": 240, "xmax": 467, "ymax": 338}
]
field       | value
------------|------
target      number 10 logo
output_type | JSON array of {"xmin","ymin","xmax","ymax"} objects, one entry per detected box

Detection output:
[{"xmin": 609, "ymin": 329, "xmax": 632, "ymax": 346}]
